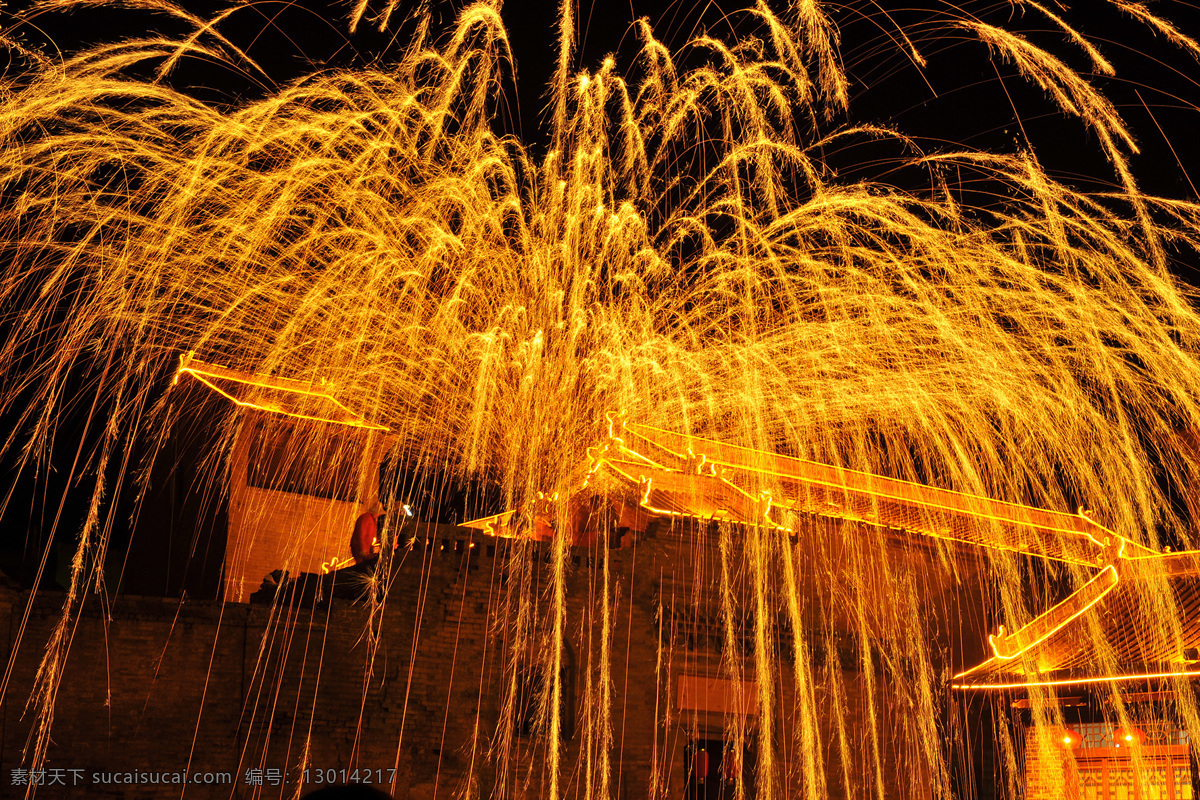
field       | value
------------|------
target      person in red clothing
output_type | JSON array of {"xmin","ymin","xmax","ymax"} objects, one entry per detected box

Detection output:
[{"xmin": 351, "ymin": 499, "xmax": 385, "ymax": 564}]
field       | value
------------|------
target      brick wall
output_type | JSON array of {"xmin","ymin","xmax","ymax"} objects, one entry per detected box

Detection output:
[
  {"xmin": 224, "ymin": 413, "xmax": 395, "ymax": 603},
  {"xmin": 1, "ymin": 517, "xmax": 956, "ymax": 799}
]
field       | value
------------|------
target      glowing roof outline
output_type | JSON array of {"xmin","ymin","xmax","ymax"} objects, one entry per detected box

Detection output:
[{"xmin": 173, "ymin": 352, "xmax": 390, "ymax": 431}]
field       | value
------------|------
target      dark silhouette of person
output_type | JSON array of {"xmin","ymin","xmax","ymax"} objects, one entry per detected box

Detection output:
[{"xmin": 351, "ymin": 499, "xmax": 385, "ymax": 564}]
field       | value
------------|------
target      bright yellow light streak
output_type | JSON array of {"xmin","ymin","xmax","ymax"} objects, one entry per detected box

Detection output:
[
  {"xmin": 459, "ymin": 510, "xmax": 518, "ymax": 538},
  {"xmin": 952, "ymin": 536, "xmax": 1200, "ymax": 684},
  {"xmin": 321, "ymin": 555, "xmax": 356, "ymax": 573},
  {"xmin": 952, "ymin": 668, "xmax": 1200, "ymax": 690},
  {"xmin": 603, "ymin": 425, "xmax": 1126, "ymax": 565},
  {"xmin": 629, "ymin": 423, "xmax": 1118, "ymax": 561},
  {"xmin": 174, "ymin": 353, "xmax": 390, "ymax": 430},
  {"xmin": 978, "ymin": 564, "xmax": 1119, "ymax": 664}
]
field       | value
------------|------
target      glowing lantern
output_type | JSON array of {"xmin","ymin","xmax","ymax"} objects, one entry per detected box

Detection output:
[
  {"xmin": 1114, "ymin": 726, "xmax": 1145, "ymax": 747},
  {"xmin": 722, "ymin": 749, "xmax": 741, "ymax": 783},
  {"xmin": 1059, "ymin": 728, "xmax": 1083, "ymax": 750}
]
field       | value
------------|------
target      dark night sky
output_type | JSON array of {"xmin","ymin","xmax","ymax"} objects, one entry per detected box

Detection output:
[
  {"xmin": 6, "ymin": 0, "xmax": 1200, "ymax": 190},
  {"xmin": 1, "ymin": 0, "xmax": 1199, "ymax": 589}
]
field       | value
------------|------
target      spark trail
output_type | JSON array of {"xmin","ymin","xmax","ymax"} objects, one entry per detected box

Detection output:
[{"xmin": 1, "ymin": 0, "xmax": 1200, "ymax": 797}]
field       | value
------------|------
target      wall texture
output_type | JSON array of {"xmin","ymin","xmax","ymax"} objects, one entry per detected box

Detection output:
[{"xmin": 1, "ymin": 518, "xmax": 957, "ymax": 799}]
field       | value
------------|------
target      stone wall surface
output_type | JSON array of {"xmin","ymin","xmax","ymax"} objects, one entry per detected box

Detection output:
[{"xmin": 0, "ymin": 520, "xmax": 943, "ymax": 799}]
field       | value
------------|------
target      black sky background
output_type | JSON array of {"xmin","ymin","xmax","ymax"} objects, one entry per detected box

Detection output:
[
  {"xmin": 2, "ymin": 0, "xmax": 1200, "ymax": 592},
  {"xmin": 6, "ymin": 0, "xmax": 1199, "ymax": 191}
]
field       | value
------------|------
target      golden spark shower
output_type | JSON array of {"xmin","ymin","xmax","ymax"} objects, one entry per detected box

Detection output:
[{"xmin": 1, "ymin": 0, "xmax": 1200, "ymax": 798}]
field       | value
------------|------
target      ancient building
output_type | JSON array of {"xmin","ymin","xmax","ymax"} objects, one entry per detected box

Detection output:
[{"xmin": 3, "ymin": 361, "xmax": 1200, "ymax": 799}]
